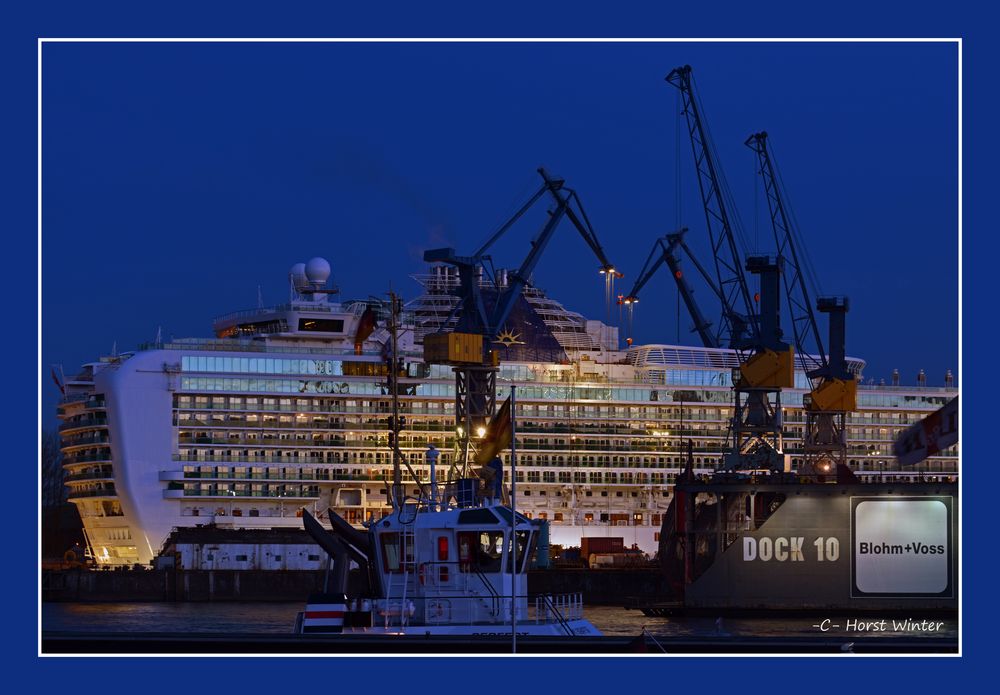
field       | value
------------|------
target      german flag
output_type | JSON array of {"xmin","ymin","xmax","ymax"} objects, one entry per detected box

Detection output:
[{"xmin": 474, "ymin": 395, "xmax": 513, "ymax": 469}]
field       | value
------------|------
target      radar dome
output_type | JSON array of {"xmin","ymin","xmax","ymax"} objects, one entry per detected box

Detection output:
[
  {"xmin": 305, "ymin": 257, "xmax": 331, "ymax": 286},
  {"xmin": 290, "ymin": 263, "xmax": 308, "ymax": 291}
]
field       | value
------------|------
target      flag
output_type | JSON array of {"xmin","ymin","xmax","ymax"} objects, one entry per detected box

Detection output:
[
  {"xmin": 354, "ymin": 306, "xmax": 378, "ymax": 355},
  {"xmin": 50, "ymin": 366, "xmax": 65, "ymax": 395},
  {"xmin": 893, "ymin": 396, "xmax": 958, "ymax": 466},
  {"xmin": 474, "ymin": 395, "xmax": 513, "ymax": 468}
]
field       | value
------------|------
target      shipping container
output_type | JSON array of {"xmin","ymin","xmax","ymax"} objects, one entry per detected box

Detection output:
[{"xmin": 581, "ymin": 536, "xmax": 624, "ymax": 557}]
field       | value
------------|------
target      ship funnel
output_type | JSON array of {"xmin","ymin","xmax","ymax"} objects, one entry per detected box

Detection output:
[{"xmin": 892, "ymin": 368, "xmax": 899, "ymax": 386}]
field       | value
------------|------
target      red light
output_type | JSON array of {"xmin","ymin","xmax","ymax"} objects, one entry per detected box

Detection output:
[
  {"xmin": 754, "ymin": 292, "xmax": 760, "ymax": 303},
  {"xmin": 674, "ymin": 270, "xmax": 683, "ymax": 279},
  {"xmin": 438, "ymin": 536, "xmax": 449, "ymax": 561},
  {"xmin": 626, "ymin": 337, "xmax": 633, "ymax": 345}
]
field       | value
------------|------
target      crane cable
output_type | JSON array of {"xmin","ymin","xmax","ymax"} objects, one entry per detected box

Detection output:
[
  {"xmin": 675, "ymin": 86, "xmax": 683, "ymax": 343},
  {"xmin": 675, "ymin": 86, "xmax": 682, "ymax": 231},
  {"xmin": 691, "ymin": 74, "xmax": 757, "ymax": 339},
  {"xmin": 692, "ymin": 75, "xmax": 753, "ymax": 260},
  {"xmin": 771, "ymin": 140, "xmax": 824, "ymax": 300}
]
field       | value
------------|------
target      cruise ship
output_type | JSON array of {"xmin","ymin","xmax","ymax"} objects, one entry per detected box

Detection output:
[{"xmin": 57, "ymin": 257, "xmax": 959, "ymax": 567}]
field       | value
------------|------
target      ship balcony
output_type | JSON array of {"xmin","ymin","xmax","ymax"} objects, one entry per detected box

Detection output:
[
  {"xmin": 163, "ymin": 488, "xmax": 320, "ymax": 500},
  {"xmin": 59, "ymin": 418, "xmax": 108, "ymax": 434},
  {"xmin": 64, "ymin": 468, "xmax": 114, "ymax": 483},
  {"xmin": 60, "ymin": 433, "xmax": 110, "ymax": 449},
  {"xmin": 173, "ymin": 435, "xmax": 726, "ymax": 452},
  {"xmin": 67, "ymin": 486, "xmax": 117, "ymax": 500},
  {"xmin": 169, "ymin": 470, "xmax": 332, "ymax": 482},
  {"xmin": 172, "ymin": 417, "xmax": 727, "ymax": 436},
  {"xmin": 63, "ymin": 453, "xmax": 113, "ymax": 467}
]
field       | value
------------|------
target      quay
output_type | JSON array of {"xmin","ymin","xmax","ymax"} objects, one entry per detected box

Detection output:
[{"xmin": 42, "ymin": 566, "xmax": 671, "ymax": 604}]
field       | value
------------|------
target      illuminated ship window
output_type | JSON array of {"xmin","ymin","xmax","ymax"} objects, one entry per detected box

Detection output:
[{"xmin": 298, "ymin": 318, "xmax": 344, "ymax": 333}]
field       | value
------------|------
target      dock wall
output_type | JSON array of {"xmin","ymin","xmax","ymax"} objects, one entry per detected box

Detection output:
[{"xmin": 42, "ymin": 568, "xmax": 670, "ymax": 604}]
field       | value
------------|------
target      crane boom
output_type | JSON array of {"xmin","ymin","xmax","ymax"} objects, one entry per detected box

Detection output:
[
  {"xmin": 429, "ymin": 168, "xmax": 616, "ymax": 344},
  {"xmin": 745, "ymin": 131, "xmax": 827, "ymax": 373},
  {"xmin": 624, "ymin": 228, "xmax": 719, "ymax": 349},
  {"xmin": 423, "ymin": 167, "xmax": 617, "ymax": 479},
  {"xmin": 666, "ymin": 65, "xmax": 756, "ymax": 348},
  {"xmin": 746, "ymin": 131, "xmax": 856, "ymax": 475}
]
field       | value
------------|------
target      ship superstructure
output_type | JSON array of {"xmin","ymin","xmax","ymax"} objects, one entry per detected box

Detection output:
[{"xmin": 57, "ymin": 259, "xmax": 958, "ymax": 567}]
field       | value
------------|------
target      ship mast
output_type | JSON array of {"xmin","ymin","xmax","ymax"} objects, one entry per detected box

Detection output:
[
  {"xmin": 387, "ymin": 291, "xmax": 404, "ymax": 510},
  {"xmin": 385, "ymin": 291, "xmax": 428, "ymax": 511}
]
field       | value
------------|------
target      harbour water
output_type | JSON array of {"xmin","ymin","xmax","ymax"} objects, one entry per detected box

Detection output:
[{"xmin": 42, "ymin": 602, "xmax": 957, "ymax": 641}]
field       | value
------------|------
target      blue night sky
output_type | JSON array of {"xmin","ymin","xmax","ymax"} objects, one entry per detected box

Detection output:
[{"xmin": 40, "ymin": 41, "xmax": 958, "ymax": 426}]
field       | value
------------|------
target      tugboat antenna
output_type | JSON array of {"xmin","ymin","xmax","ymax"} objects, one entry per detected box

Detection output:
[
  {"xmin": 386, "ymin": 291, "xmax": 427, "ymax": 510},
  {"xmin": 388, "ymin": 291, "xmax": 403, "ymax": 511}
]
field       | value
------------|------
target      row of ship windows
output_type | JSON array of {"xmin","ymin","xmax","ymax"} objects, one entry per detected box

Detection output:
[
  {"xmin": 171, "ymin": 395, "xmax": 928, "ymax": 424},
  {"xmin": 174, "ymin": 412, "xmax": 734, "ymax": 427},
  {"xmin": 172, "ymin": 449, "xmax": 958, "ymax": 474},
  {"xmin": 170, "ymin": 460, "xmax": 959, "ymax": 494},
  {"xmin": 176, "ymin": 453, "xmax": 730, "ymax": 468},
  {"xmin": 180, "ymin": 356, "xmax": 745, "ymax": 390},
  {"xmin": 182, "ymin": 355, "xmax": 452, "ymax": 379},
  {"xmin": 174, "ymin": 433, "xmax": 911, "ymax": 456},
  {"xmin": 178, "ymin": 376, "xmax": 951, "ymax": 410},
  {"xmin": 173, "ymin": 424, "xmax": 920, "ymax": 446},
  {"xmin": 177, "ymin": 410, "xmax": 911, "ymax": 430},
  {"xmin": 178, "ymin": 465, "xmax": 709, "ymax": 479},
  {"xmin": 171, "ymin": 506, "xmax": 662, "ymax": 529},
  {"xmin": 179, "ymin": 375, "xmax": 723, "ymax": 405},
  {"xmin": 176, "ymin": 431, "xmax": 730, "ymax": 446},
  {"xmin": 181, "ymin": 355, "xmax": 953, "ymax": 402},
  {"xmin": 175, "ymin": 415, "xmax": 730, "ymax": 432}
]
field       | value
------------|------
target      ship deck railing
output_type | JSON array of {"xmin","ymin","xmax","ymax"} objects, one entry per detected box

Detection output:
[{"xmin": 374, "ymin": 572, "xmax": 586, "ymax": 630}]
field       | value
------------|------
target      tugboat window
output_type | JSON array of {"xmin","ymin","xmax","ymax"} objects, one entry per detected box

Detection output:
[
  {"xmin": 478, "ymin": 531, "xmax": 505, "ymax": 573},
  {"xmin": 457, "ymin": 531, "xmax": 505, "ymax": 573},
  {"xmin": 381, "ymin": 532, "xmax": 402, "ymax": 572},
  {"xmin": 506, "ymin": 531, "xmax": 535, "ymax": 573}
]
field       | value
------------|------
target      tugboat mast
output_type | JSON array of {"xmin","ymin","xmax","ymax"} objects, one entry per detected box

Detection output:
[{"xmin": 386, "ymin": 291, "xmax": 406, "ymax": 510}]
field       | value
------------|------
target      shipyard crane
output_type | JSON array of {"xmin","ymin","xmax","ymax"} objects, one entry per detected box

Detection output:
[
  {"xmin": 746, "ymin": 131, "xmax": 857, "ymax": 474},
  {"xmin": 423, "ymin": 167, "xmax": 616, "ymax": 482},
  {"xmin": 665, "ymin": 65, "xmax": 756, "ymax": 350},
  {"xmin": 665, "ymin": 66, "xmax": 794, "ymax": 472},
  {"xmin": 623, "ymin": 228, "xmax": 720, "ymax": 349}
]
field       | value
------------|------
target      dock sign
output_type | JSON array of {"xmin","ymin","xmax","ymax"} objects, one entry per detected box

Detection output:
[{"xmin": 851, "ymin": 497, "xmax": 953, "ymax": 597}]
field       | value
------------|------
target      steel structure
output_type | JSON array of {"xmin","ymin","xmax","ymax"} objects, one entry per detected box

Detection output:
[
  {"xmin": 746, "ymin": 132, "xmax": 856, "ymax": 473},
  {"xmin": 623, "ymin": 227, "xmax": 721, "ymax": 349},
  {"xmin": 664, "ymin": 67, "xmax": 792, "ymax": 472},
  {"xmin": 423, "ymin": 167, "xmax": 615, "ymax": 478},
  {"xmin": 666, "ymin": 65, "xmax": 755, "ymax": 349}
]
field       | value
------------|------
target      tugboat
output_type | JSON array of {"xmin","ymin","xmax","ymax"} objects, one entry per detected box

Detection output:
[
  {"xmin": 293, "ymin": 494, "xmax": 600, "ymax": 637},
  {"xmin": 294, "ymin": 291, "xmax": 601, "ymax": 638}
]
